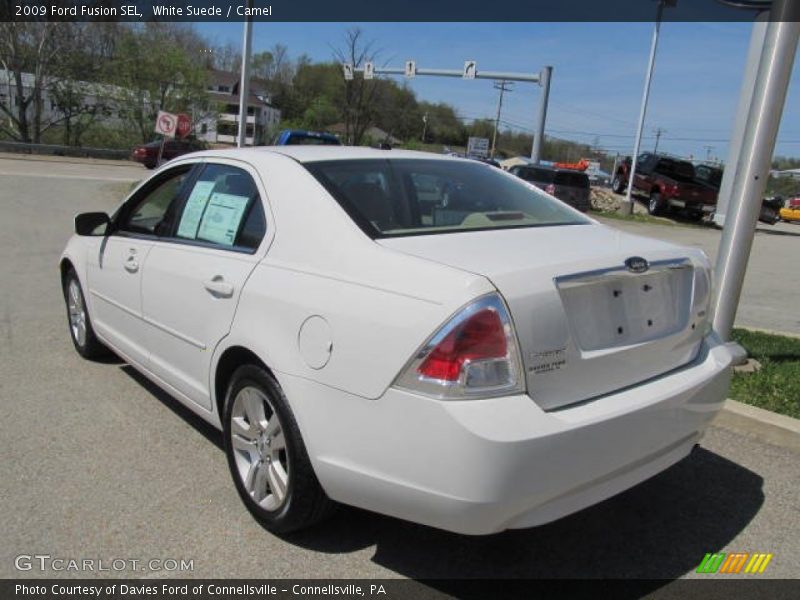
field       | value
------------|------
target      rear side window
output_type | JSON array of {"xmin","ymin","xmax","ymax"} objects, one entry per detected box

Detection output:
[
  {"xmin": 306, "ymin": 158, "xmax": 589, "ymax": 238},
  {"xmin": 174, "ymin": 164, "xmax": 266, "ymax": 250},
  {"xmin": 554, "ymin": 171, "xmax": 590, "ymax": 188}
]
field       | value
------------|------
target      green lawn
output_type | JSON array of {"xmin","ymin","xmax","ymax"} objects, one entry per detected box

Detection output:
[{"xmin": 729, "ymin": 328, "xmax": 800, "ymax": 419}]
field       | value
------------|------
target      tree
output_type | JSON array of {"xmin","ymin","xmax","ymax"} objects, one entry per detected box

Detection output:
[
  {"xmin": 108, "ymin": 24, "xmax": 209, "ymax": 143},
  {"xmin": 0, "ymin": 22, "xmax": 69, "ymax": 143},
  {"xmin": 332, "ymin": 28, "xmax": 380, "ymax": 145}
]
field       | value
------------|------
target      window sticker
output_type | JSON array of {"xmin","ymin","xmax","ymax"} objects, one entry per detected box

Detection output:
[
  {"xmin": 177, "ymin": 180, "xmax": 216, "ymax": 239},
  {"xmin": 197, "ymin": 192, "xmax": 250, "ymax": 246}
]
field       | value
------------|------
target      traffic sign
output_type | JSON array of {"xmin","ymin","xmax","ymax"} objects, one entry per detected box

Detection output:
[
  {"xmin": 155, "ymin": 111, "xmax": 178, "ymax": 138},
  {"xmin": 405, "ymin": 60, "xmax": 416, "ymax": 78},
  {"xmin": 463, "ymin": 60, "xmax": 477, "ymax": 79},
  {"xmin": 364, "ymin": 62, "xmax": 375, "ymax": 80},
  {"xmin": 343, "ymin": 63, "xmax": 354, "ymax": 81},
  {"xmin": 176, "ymin": 114, "xmax": 192, "ymax": 138},
  {"xmin": 467, "ymin": 136, "xmax": 490, "ymax": 158}
]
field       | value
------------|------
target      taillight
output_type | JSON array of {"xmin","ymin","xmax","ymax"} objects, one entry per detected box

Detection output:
[
  {"xmin": 545, "ymin": 183, "xmax": 556, "ymax": 195},
  {"xmin": 394, "ymin": 294, "xmax": 525, "ymax": 400}
]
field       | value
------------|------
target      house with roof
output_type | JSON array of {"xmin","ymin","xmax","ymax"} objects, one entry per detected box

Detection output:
[{"xmin": 198, "ymin": 69, "xmax": 281, "ymax": 146}]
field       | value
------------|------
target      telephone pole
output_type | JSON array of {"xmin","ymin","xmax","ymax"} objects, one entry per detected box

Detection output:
[
  {"xmin": 653, "ymin": 127, "xmax": 666, "ymax": 153},
  {"xmin": 491, "ymin": 80, "xmax": 513, "ymax": 158}
]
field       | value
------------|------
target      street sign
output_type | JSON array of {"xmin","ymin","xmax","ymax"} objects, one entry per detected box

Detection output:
[
  {"xmin": 467, "ymin": 136, "xmax": 490, "ymax": 158},
  {"xmin": 364, "ymin": 62, "xmax": 375, "ymax": 80},
  {"xmin": 343, "ymin": 63, "xmax": 354, "ymax": 81},
  {"xmin": 155, "ymin": 111, "xmax": 178, "ymax": 138},
  {"xmin": 463, "ymin": 60, "xmax": 477, "ymax": 79},
  {"xmin": 176, "ymin": 114, "xmax": 192, "ymax": 138},
  {"xmin": 405, "ymin": 60, "xmax": 416, "ymax": 78}
]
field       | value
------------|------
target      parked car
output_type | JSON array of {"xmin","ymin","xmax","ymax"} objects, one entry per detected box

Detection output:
[
  {"xmin": 612, "ymin": 153, "xmax": 717, "ymax": 218},
  {"xmin": 272, "ymin": 129, "xmax": 341, "ymax": 146},
  {"xmin": 508, "ymin": 164, "xmax": 591, "ymax": 212},
  {"xmin": 780, "ymin": 197, "xmax": 800, "ymax": 223},
  {"xmin": 131, "ymin": 139, "xmax": 207, "ymax": 169},
  {"xmin": 61, "ymin": 147, "xmax": 741, "ymax": 535}
]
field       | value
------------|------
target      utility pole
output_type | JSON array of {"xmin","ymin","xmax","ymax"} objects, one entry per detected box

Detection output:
[
  {"xmin": 621, "ymin": 0, "xmax": 677, "ymax": 215},
  {"xmin": 491, "ymin": 80, "xmax": 513, "ymax": 158},
  {"xmin": 236, "ymin": 0, "xmax": 254, "ymax": 148},
  {"xmin": 653, "ymin": 127, "xmax": 665, "ymax": 153},
  {"xmin": 421, "ymin": 113, "xmax": 428, "ymax": 143}
]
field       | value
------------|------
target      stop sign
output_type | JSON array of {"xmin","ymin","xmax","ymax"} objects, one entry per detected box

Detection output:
[{"xmin": 176, "ymin": 114, "xmax": 192, "ymax": 138}]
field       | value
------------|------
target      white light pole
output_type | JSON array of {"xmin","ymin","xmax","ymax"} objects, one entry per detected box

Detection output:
[
  {"xmin": 236, "ymin": 0, "xmax": 254, "ymax": 148},
  {"xmin": 712, "ymin": 0, "xmax": 800, "ymax": 340},
  {"xmin": 620, "ymin": 0, "xmax": 676, "ymax": 215}
]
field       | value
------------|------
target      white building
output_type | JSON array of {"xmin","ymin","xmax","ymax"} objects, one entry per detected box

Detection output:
[{"xmin": 197, "ymin": 70, "xmax": 281, "ymax": 146}]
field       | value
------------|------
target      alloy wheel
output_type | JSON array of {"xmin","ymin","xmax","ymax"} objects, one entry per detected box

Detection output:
[
  {"xmin": 230, "ymin": 386, "xmax": 290, "ymax": 511},
  {"xmin": 67, "ymin": 279, "xmax": 87, "ymax": 348}
]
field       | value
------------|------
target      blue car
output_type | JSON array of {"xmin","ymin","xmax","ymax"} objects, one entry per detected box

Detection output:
[{"xmin": 272, "ymin": 129, "xmax": 341, "ymax": 146}]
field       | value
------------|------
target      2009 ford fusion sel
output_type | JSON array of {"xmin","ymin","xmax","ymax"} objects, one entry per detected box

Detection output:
[{"xmin": 60, "ymin": 147, "xmax": 742, "ymax": 534}]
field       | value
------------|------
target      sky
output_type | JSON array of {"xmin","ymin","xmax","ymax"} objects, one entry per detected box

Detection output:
[{"xmin": 195, "ymin": 21, "xmax": 800, "ymax": 160}]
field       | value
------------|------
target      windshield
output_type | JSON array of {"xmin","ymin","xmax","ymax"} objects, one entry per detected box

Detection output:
[{"xmin": 306, "ymin": 158, "xmax": 589, "ymax": 238}]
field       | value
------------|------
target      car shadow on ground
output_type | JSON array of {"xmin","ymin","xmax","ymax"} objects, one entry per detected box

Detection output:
[{"xmin": 119, "ymin": 364, "xmax": 764, "ymax": 591}]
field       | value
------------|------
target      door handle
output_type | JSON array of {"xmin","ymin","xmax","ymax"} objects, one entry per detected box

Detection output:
[
  {"xmin": 124, "ymin": 256, "xmax": 139, "ymax": 273},
  {"xmin": 203, "ymin": 277, "xmax": 234, "ymax": 298}
]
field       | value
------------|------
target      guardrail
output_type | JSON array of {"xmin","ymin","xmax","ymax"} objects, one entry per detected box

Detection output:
[{"xmin": 0, "ymin": 140, "xmax": 130, "ymax": 161}]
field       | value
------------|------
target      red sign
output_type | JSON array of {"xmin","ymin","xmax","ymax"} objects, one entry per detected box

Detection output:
[{"xmin": 176, "ymin": 114, "xmax": 192, "ymax": 139}]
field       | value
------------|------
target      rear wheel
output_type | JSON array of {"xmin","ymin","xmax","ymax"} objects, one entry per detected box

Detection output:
[
  {"xmin": 648, "ymin": 191, "xmax": 665, "ymax": 215},
  {"xmin": 223, "ymin": 365, "xmax": 333, "ymax": 533},
  {"xmin": 63, "ymin": 269, "xmax": 108, "ymax": 359}
]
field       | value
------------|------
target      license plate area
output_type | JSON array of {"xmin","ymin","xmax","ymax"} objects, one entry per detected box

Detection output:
[{"xmin": 555, "ymin": 260, "xmax": 694, "ymax": 351}]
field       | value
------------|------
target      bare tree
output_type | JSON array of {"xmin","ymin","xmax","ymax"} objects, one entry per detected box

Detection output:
[
  {"xmin": 0, "ymin": 22, "xmax": 68, "ymax": 143},
  {"xmin": 332, "ymin": 28, "xmax": 380, "ymax": 146}
]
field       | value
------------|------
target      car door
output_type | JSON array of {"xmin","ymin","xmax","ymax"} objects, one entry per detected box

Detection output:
[
  {"xmin": 633, "ymin": 153, "xmax": 655, "ymax": 194},
  {"xmin": 141, "ymin": 161, "xmax": 270, "ymax": 410},
  {"xmin": 86, "ymin": 165, "xmax": 194, "ymax": 368}
]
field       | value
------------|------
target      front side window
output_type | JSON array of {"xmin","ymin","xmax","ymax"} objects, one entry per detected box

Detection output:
[
  {"xmin": 174, "ymin": 163, "xmax": 265, "ymax": 250},
  {"xmin": 307, "ymin": 159, "xmax": 589, "ymax": 238},
  {"xmin": 118, "ymin": 167, "xmax": 190, "ymax": 235}
]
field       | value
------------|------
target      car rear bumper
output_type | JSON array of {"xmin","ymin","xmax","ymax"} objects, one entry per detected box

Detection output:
[
  {"xmin": 668, "ymin": 199, "xmax": 715, "ymax": 212},
  {"xmin": 279, "ymin": 334, "xmax": 740, "ymax": 535}
]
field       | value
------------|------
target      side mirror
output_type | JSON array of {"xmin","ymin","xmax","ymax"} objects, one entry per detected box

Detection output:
[{"xmin": 75, "ymin": 212, "xmax": 111, "ymax": 236}]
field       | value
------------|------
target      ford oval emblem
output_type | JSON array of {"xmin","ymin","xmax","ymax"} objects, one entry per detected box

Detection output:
[{"xmin": 625, "ymin": 256, "xmax": 649, "ymax": 273}]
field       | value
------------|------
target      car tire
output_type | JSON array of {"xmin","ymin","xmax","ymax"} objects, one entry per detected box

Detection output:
[
  {"xmin": 63, "ymin": 269, "xmax": 109, "ymax": 359},
  {"xmin": 223, "ymin": 364, "xmax": 334, "ymax": 533},
  {"xmin": 612, "ymin": 175, "xmax": 626, "ymax": 194},
  {"xmin": 648, "ymin": 191, "xmax": 665, "ymax": 215}
]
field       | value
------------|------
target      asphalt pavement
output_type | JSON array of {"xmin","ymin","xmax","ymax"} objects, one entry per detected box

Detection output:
[{"xmin": 0, "ymin": 155, "xmax": 797, "ymax": 586}]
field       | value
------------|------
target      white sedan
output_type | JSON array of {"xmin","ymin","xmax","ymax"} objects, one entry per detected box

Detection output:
[{"xmin": 60, "ymin": 147, "xmax": 742, "ymax": 535}]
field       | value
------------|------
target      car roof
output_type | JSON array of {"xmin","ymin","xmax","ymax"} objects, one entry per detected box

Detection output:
[{"xmin": 182, "ymin": 146, "xmax": 464, "ymax": 164}]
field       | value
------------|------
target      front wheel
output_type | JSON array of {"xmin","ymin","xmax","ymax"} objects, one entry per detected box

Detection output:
[
  {"xmin": 223, "ymin": 365, "xmax": 333, "ymax": 533},
  {"xmin": 63, "ymin": 269, "xmax": 108, "ymax": 359},
  {"xmin": 648, "ymin": 192, "xmax": 665, "ymax": 215},
  {"xmin": 612, "ymin": 175, "xmax": 626, "ymax": 194}
]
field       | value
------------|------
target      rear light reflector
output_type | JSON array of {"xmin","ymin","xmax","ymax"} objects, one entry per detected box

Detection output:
[{"xmin": 394, "ymin": 294, "xmax": 524, "ymax": 400}]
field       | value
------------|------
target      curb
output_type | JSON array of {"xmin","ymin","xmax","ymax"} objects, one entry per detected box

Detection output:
[
  {"xmin": 714, "ymin": 399, "xmax": 800, "ymax": 453},
  {"xmin": 737, "ymin": 325, "xmax": 800, "ymax": 340}
]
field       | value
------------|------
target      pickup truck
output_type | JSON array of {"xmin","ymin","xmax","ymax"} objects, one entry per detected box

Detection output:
[{"xmin": 611, "ymin": 153, "xmax": 718, "ymax": 218}]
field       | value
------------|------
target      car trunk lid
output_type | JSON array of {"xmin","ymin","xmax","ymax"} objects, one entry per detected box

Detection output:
[{"xmin": 378, "ymin": 223, "xmax": 710, "ymax": 410}]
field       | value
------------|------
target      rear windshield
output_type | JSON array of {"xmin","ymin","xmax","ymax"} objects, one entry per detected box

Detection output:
[
  {"xmin": 554, "ymin": 171, "xmax": 590, "ymax": 188},
  {"xmin": 306, "ymin": 158, "xmax": 589, "ymax": 238},
  {"xmin": 517, "ymin": 167, "xmax": 556, "ymax": 183}
]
